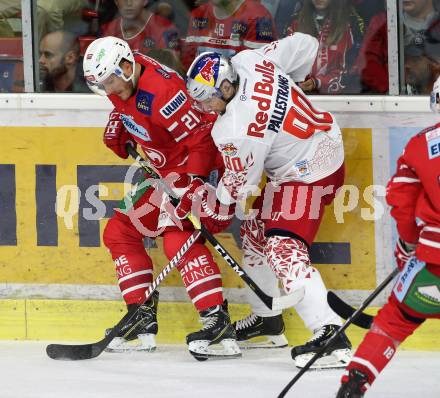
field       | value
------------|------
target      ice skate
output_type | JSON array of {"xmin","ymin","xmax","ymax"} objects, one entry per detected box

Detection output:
[
  {"xmin": 187, "ymin": 300, "xmax": 241, "ymax": 361},
  {"xmin": 105, "ymin": 291, "xmax": 159, "ymax": 353},
  {"xmin": 335, "ymin": 368, "xmax": 369, "ymax": 397},
  {"xmin": 233, "ymin": 313, "xmax": 288, "ymax": 349},
  {"xmin": 291, "ymin": 324, "xmax": 352, "ymax": 369}
]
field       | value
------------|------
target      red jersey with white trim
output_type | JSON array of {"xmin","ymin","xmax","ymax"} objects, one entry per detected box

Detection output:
[
  {"xmin": 108, "ymin": 53, "xmax": 219, "ymax": 177},
  {"xmin": 181, "ymin": 0, "xmax": 277, "ymax": 68},
  {"xmin": 101, "ymin": 14, "xmax": 180, "ymax": 54},
  {"xmin": 386, "ymin": 124, "xmax": 440, "ymax": 265}
]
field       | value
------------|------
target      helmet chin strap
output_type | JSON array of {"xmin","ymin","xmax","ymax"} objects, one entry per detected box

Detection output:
[
  {"xmin": 120, "ymin": 58, "xmax": 136, "ymax": 84},
  {"xmin": 121, "ymin": 61, "xmax": 138, "ymax": 96}
]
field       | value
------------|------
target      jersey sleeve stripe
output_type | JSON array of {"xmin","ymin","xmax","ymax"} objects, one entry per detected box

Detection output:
[{"xmin": 392, "ymin": 177, "xmax": 420, "ymax": 183}]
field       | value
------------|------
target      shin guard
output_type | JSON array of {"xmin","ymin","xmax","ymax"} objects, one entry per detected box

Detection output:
[{"xmin": 341, "ymin": 326, "xmax": 399, "ymax": 392}]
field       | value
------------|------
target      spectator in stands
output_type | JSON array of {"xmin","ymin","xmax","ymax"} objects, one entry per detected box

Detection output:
[
  {"xmin": 181, "ymin": 0, "xmax": 277, "ymax": 69},
  {"xmin": 403, "ymin": 0, "xmax": 439, "ymax": 46},
  {"xmin": 100, "ymin": 0, "xmax": 180, "ymax": 55},
  {"xmin": 404, "ymin": 22, "xmax": 440, "ymax": 94},
  {"xmin": 352, "ymin": 0, "xmax": 385, "ymax": 28},
  {"xmin": 148, "ymin": 47, "xmax": 186, "ymax": 75},
  {"xmin": 0, "ymin": 0, "xmax": 16, "ymax": 37},
  {"xmin": 155, "ymin": 1, "xmax": 174, "ymax": 20},
  {"xmin": 287, "ymin": 0, "xmax": 365, "ymax": 94},
  {"xmin": 353, "ymin": 10, "xmax": 388, "ymax": 93},
  {"xmin": 39, "ymin": 30, "xmax": 88, "ymax": 92},
  {"xmin": 260, "ymin": 0, "xmax": 302, "ymax": 37},
  {"xmin": 0, "ymin": 0, "xmax": 87, "ymax": 39},
  {"xmin": 153, "ymin": 0, "xmax": 190, "ymax": 34}
]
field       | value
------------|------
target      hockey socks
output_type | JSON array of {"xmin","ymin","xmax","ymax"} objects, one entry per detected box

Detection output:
[
  {"xmin": 163, "ymin": 231, "xmax": 224, "ymax": 311},
  {"xmin": 104, "ymin": 217, "xmax": 154, "ymax": 304},
  {"xmin": 341, "ymin": 328, "xmax": 398, "ymax": 392},
  {"xmin": 265, "ymin": 236, "xmax": 341, "ymax": 330}
]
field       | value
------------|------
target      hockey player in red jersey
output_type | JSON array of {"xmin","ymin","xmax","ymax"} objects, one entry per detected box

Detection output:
[
  {"xmin": 83, "ymin": 36, "xmax": 241, "ymax": 360},
  {"xmin": 181, "ymin": 0, "xmax": 277, "ymax": 69},
  {"xmin": 336, "ymin": 78, "xmax": 440, "ymax": 397}
]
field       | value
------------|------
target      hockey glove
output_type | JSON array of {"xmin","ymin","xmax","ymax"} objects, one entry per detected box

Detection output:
[
  {"xmin": 394, "ymin": 238, "xmax": 416, "ymax": 271},
  {"xmin": 175, "ymin": 178, "xmax": 235, "ymax": 234},
  {"xmin": 103, "ymin": 109, "xmax": 136, "ymax": 159}
]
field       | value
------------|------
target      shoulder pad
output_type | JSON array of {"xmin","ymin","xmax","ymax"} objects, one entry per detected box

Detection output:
[{"xmin": 417, "ymin": 123, "xmax": 440, "ymax": 137}]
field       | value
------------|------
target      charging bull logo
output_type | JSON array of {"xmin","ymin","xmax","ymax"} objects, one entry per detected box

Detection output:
[
  {"xmin": 194, "ymin": 56, "xmax": 219, "ymax": 87},
  {"xmin": 143, "ymin": 147, "xmax": 166, "ymax": 168},
  {"xmin": 220, "ymin": 143, "xmax": 238, "ymax": 156}
]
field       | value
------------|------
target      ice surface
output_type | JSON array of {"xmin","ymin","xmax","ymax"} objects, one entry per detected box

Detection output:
[{"xmin": 1, "ymin": 341, "xmax": 439, "ymax": 398}]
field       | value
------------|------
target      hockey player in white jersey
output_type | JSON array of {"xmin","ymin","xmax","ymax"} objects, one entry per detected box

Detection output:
[{"xmin": 178, "ymin": 32, "xmax": 352, "ymax": 369}]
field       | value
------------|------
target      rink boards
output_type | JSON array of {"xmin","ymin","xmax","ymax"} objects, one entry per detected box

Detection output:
[{"xmin": 0, "ymin": 94, "xmax": 439, "ymax": 347}]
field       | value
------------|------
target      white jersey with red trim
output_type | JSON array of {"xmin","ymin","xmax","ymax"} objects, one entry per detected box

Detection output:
[{"xmin": 212, "ymin": 33, "xmax": 345, "ymax": 205}]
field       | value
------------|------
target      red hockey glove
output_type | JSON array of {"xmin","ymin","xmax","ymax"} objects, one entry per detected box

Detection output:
[
  {"xmin": 175, "ymin": 178, "xmax": 235, "ymax": 234},
  {"xmin": 394, "ymin": 238, "xmax": 416, "ymax": 271},
  {"xmin": 103, "ymin": 109, "xmax": 136, "ymax": 159},
  {"xmin": 174, "ymin": 178, "xmax": 205, "ymax": 219}
]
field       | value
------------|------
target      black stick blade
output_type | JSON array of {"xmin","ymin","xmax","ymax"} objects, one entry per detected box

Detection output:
[
  {"xmin": 327, "ymin": 291, "xmax": 373, "ymax": 329},
  {"xmin": 46, "ymin": 310, "xmax": 135, "ymax": 360},
  {"xmin": 46, "ymin": 339, "xmax": 107, "ymax": 360}
]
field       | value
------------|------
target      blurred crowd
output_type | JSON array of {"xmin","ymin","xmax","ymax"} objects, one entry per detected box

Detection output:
[{"xmin": 0, "ymin": 0, "xmax": 439, "ymax": 95}]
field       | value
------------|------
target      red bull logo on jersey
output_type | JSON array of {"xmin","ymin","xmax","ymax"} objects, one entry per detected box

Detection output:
[
  {"xmin": 220, "ymin": 143, "xmax": 238, "ymax": 156},
  {"xmin": 191, "ymin": 54, "xmax": 220, "ymax": 87}
]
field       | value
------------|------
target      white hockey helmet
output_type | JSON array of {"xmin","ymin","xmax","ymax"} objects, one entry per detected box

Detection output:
[
  {"xmin": 430, "ymin": 75, "xmax": 440, "ymax": 113},
  {"xmin": 186, "ymin": 52, "xmax": 238, "ymax": 102},
  {"xmin": 83, "ymin": 36, "xmax": 135, "ymax": 95}
]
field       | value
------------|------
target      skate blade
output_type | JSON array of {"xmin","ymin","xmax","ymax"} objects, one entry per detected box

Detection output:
[
  {"xmin": 294, "ymin": 348, "xmax": 352, "ymax": 369},
  {"xmin": 238, "ymin": 334, "xmax": 288, "ymax": 349},
  {"xmin": 188, "ymin": 339, "xmax": 242, "ymax": 361},
  {"xmin": 105, "ymin": 334, "xmax": 157, "ymax": 353}
]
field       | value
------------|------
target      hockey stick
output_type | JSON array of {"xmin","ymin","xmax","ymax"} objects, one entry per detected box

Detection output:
[
  {"xmin": 277, "ymin": 267, "xmax": 400, "ymax": 398},
  {"xmin": 327, "ymin": 291, "xmax": 373, "ymax": 329},
  {"xmin": 127, "ymin": 146, "xmax": 304, "ymax": 312},
  {"xmin": 46, "ymin": 230, "xmax": 202, "ymax": 361},
  {"xmin": 327, "ymin": 267, "xmax": 400, "ymax": 329}
]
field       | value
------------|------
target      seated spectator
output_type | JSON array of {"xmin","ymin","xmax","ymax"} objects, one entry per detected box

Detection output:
[
  {"xmin": 354, "ymin": 10, "xmax": 388, "ymax": 93},
  {"xmin": 405, "ymin": 21, "xmax": 440, "ymax": 94},
  {"xmin": 0, "ymin": 0, "xmax": 17, "ymax": 37},
  {"xmin": 148, "ymin": 47, "xmax": 186, "ymax": 75},
  {"xmin": 261, "ymin": 0, "xmax": 302, "ymax": 37},
  {"xmin": 352, "ymin": 0, "xmax": 385, "ymax": 28},
  {"xmin": 403, "ymin": 0, "xmax": 439, "ymax": 47},
  {"xmin": 153, "ymin": 0, "xmax": 190, "ymax": 34},
  {"xmin": 181, "ymin": 0, "xmax": 277, "ymax": 69},
  {"xmin": 0, "ymin": 0, "xmax": 87, "ymax": 39},
  {"xmin": 288, "ymin": 0, "xmax": 365, "ymax": 94},
  {"xmin": 100, "ymin": 0, "xmax": 180, "ymax": 55},
  {"xmin": 39, "ymin": 30, "xmax": 88, "ymax": 92}
]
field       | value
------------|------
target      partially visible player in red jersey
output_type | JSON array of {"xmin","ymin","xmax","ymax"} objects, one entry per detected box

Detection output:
[
  {"xmin": 336, "ymin": 77, "xmax": 440, "ymax": 397},
  {"xmin": 181, "ymin": 0, "xmax": 277, "ymax": 68},
  {"xmin": 100, "ymin": 0, "xmax": 180, "ymax": 55},
  {"xmin": 83, "ymin": 36, "xmax": 241, "ymax": 361}
]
